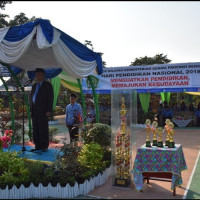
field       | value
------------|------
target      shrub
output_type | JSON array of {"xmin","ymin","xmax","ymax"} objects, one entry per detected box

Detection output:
[
  {"xmin": 49, "ymin": 127, "xmax": 59, "ymax": 141},
  {"xmin": 82, "ymin": 123, "xmax": 111, "ymax": 149},
  {"xmin": 54, "ymin": 106, "xmax": 65, "ymax": 115},
  {"xmin": 42, "ymin": 143, "xmax": 83, "ymax": 186},
  {"xmin": 77, "ymin": 143, "xmax": 106, "ymax": 174},
  {"xmin": 0, "ymin": 151, "xmax": 29, "ymax": 189},
  {"xmin": 23, "ymin": 160, "xmax": 45, "ymax": 187},
  {"xmin": 6, "ymin": 121, "xmax": 23, "ymax": 143}
]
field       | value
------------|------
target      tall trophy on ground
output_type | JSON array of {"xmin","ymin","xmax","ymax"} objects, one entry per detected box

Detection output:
[
  {"xmin": 114, "ymin": 97, "xmax": 131, "ymax": 187},
  {"xmin": 164, "ymin": 119, "xmax": 171, "ymax": 146},
  {"xmin": 145, "ymin": 119, "xmax": 151, "ymax": 147},
  {"xmin": 168, "ymin": 122, "xmax": 175, "ymax": 148},
  {"xmin": 152, "ymin": 121, "xmax": 158, "ymax": 146},
  {"xmin": 157, "ymin": 127, "xmax": 164, "ymax": 147}
]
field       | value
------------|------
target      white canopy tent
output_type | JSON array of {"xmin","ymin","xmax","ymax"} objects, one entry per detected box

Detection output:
[{"xmin": 0, "ymin": 19, "xmax": 103, "ymax": 78}]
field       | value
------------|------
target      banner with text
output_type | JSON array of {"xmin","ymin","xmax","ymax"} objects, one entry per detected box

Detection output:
[{"xmin": 82, "ymin": 62, "xmax": 200, "ymax": 94}]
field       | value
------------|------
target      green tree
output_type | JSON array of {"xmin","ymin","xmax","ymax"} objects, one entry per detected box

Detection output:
[
  {"xmin": 0, "ymin": 1, "xmax": 40, "ymax": 28},
  {"xmin": 0, "ymin": 1, "xmax": 11, "ymax": 28},
  {"xmin": 0, "ymin": 1, "xmax": 11, "ymax": 10},
  {"xmin": 130, "ymin": 53, "xmax": 171, "ymax": 66},
  {"xmin": 84, "ymin": 40, "xmax": 94, "ymax": 51},
  {"xmin": 84, "ymin": 40, "xmax": 107, "ymax": 67},
  {"xmin": 130, "ymin": 53, "xmax": 172, "ymax": 122},
  {"xmin": 9, "ymin": 12, "xmax": 40, "ymax": 26}
]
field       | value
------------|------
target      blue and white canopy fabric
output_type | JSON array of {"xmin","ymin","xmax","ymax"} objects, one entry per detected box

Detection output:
[
  {"xmin": 0, "ymin": 64, "xmax": 22, "ymax": 77},
  {"xmin": 0, "ymin": 19, "xmax": 103, "ymax": 78}
]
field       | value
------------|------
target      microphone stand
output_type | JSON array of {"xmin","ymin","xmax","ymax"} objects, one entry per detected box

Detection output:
[{"xmin": 7, "ymin": 79, "xmax": 41, "ymax": 155}]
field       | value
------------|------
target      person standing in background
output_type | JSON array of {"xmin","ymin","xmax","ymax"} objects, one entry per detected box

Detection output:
[
  {"xmin": 189, "ymin": 102, "xmax": 195, "ymax": 114},
  {"xmin": 65, "ymin": 94, "xmax": 83, "ymax": 143},
  {"xmin": 180, "ymin": 101, "xmax": 187, "ymax": 111},
  {"xmin": 157, "ymin": 103, "xmax": 164, "ymax": 125},
  {"xmin": 161, "ymin": 106, "xmax": 174, "ymax": 126},
  {"xmin": 195, "ymin": 107, "xmax": 200, "ymax": 127}
]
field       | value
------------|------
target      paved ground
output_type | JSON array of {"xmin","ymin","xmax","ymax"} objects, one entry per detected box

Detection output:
[
  {"xmin": 186, "ymin": 151, "xmax": 200, "ymax": 199},
  {"xmin": 73, "ymin": 195, "xmax": 106, "ymax": 199},
  {"xmin": 88, "ymin": 128, "xmax": 200, "ymax": 199}
]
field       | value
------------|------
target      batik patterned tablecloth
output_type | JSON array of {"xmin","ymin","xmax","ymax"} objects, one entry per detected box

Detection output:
[{"xmin": 132, "ymin": 144, "xmax": 187, "ymax": 191}]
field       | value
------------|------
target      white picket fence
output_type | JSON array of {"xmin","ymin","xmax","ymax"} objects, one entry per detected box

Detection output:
[{"xmin": 0, "ymin": 166, "xmax": 111, "ymax": 199}]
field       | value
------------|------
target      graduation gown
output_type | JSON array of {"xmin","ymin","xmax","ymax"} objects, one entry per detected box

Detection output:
[{"xmin": 30, "ymin": 80, "xmax": 54, "ymax": 149}]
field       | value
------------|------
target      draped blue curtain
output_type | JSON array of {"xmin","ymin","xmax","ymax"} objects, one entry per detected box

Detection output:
[
  {"xmin": 3, "ymin": 19, "xmax": 103, "ymax": 75},
  {"xmin": 0, "ymin": 65, "xmax": 22, "ymax": 77},
  {"xmin": 4, "ymin": 19, "xmax": 54, "ymax": 44},
  {"xmin": 58, "ymin": 28, "xmax": 103, "ymax": 74},
  {"xmin": 27, "ymin": 68, "xmax": 62, "ymax": 79}
]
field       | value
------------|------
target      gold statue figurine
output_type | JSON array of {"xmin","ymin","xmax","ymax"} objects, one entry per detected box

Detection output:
[
  {"xmin": 152, "ymin": 121, "xmax": 158, "ymax": 146},
  {"xmin": 164, "ymin": 119, "xmax": 171, "ymax": 146},
  {"xmin": 168, "ymin": 122, "xmax": 175, "ymax": 148},
  {"xmin": 120, "ymin": 97, "xmax": 127, "ymax": 116},
  {"xmin": 121, "ymin": 121, "xmax": 126, "ymax": 135},
  {"xmin": 123, "ymin": 168, "xmax": 129, "ymax": 180},
  {"xmin": 157, "ymin": 127, "xmax": 164, "ymax": 147},
  {"xmin": 145, "ymin": 119, "xmax": 151, "ymax": 147},
  {"xmin": 116, "ymin": 166, "xmax": 123, "ymax": 178}
]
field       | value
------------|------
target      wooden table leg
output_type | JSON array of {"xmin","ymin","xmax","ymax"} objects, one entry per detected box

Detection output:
[{"xmin": 173, "ymin": 188, "xmax": 176, "ymax": 196}]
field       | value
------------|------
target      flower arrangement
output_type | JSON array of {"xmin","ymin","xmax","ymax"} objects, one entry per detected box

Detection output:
[{"xmin": 0, "ymin": 130, "xmax": 13, "ymax": 151}]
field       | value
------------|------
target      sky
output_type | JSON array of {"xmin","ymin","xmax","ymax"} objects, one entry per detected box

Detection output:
[{"xmin": 2, "ymin": 1, "xmax": 200, "ymax": 67}]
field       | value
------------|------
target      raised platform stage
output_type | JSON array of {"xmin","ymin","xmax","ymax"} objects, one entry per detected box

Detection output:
[{"xmin": 3, "ymin": 144, "xmax": 63, "ymax": 163}]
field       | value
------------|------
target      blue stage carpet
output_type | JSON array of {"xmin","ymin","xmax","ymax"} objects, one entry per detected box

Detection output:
[{"xmin": 3, "ymin": 144, "xmax": 63, "ymax": 162}]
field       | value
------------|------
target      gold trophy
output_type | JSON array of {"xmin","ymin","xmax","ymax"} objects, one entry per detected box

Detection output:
[
  {"xmin": 120, "ymin": 97, "xmax": 127, "ymax": 116},
  {"xmin": 121, "ymin": 121, "xmax": 126, "ymax": 135},
  {"xmin": 115, "ymin": 146, "xmax": 122, "ymax": 165},
  {"xmin": 116, "ymin": 166, "xmax": 122, "ymax": 178},
  {"xmin": 164, "ymin": 119, "xmax": 171, "ymax": 146},
  {"xmin": 152, "ymin": 121, "xmax": 158, "ymax": 146},
  {"xmin": 168, "ymin": 122, "xmax": 175, "ymax": 148},
  {"xmin": 123, "ymin": 168, "xmax": 129, "ymax": 180},
  {"xmin": 157, "ymin": 127, "xmax": 164, "ymax": 147},
  {"xmin": 145, "ymin": 119, "xmax": 151, "ymax": 147}
]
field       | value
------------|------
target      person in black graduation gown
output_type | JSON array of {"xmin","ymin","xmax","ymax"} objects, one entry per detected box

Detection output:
[{"xmin": 30, "ymin": 68, "xmax": 54, "ymax": 152}]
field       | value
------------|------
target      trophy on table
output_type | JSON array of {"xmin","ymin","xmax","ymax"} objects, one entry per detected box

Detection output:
[
  {"xmin": 157, "ymin": 127, "xmax": 164, "ymax": 147},
  {"xmin": 145, "ymin": 119, "xmax": 151, "ymax": 147},
  {"xmin": 164, "ymin": 119, "xmax": 171, "ymax": 146},
  {"xmin": 152, "ymin": 121, "xmax": 158, "ymax": 146},
  {"xmin": 168, "ymin": 122, "xmax": 175, "ymax": 148}
]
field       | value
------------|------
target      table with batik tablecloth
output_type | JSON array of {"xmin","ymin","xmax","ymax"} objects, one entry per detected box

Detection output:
[{"xmin": 132, "ymin": 144, "xmax": 187, "ymax": 191}]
